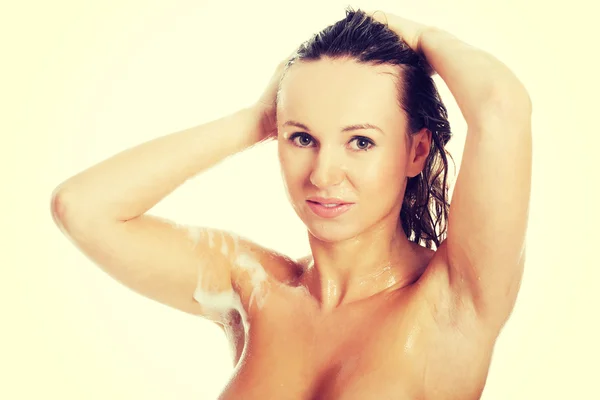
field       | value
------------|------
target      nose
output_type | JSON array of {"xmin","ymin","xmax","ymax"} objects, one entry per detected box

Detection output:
[{"xmin": 309, "ymin": 147, "xmax": 345, "ymax": 188}]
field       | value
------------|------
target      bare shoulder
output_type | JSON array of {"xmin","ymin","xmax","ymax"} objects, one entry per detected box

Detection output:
[
  {"xmin": 228, "ymin": 236, "xmax": 304, "ymax": 312},
  {"xmin": 234, "ymin": 238, "xmax": 304, "ymax": 284}
]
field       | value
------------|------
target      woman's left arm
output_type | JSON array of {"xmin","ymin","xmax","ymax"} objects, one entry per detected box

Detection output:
[
  {"xmin": 419, "ymin": 26, "xmax": 532, "ymax": 124},
  {"xmin": 372, "ymin": 11, "xmax": 533, "ymax": 332},
  {"xmin": 422, "ymin": 27, "xmax": 532, "ymax": 332}
]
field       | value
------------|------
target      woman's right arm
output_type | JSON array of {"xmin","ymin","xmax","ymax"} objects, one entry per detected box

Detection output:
[
  {"xmin": 49, "ymin": 101, "xmax": 284, "ymax": 323},
  {"xmin": 52, "ymin": 106, "xmax": 267, "ymax": 224}
]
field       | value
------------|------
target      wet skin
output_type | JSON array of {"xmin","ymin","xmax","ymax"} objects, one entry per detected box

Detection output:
[
  {"xmin": 209, "ymin": 58, "xmax": 497, "ymax": 399},
  {"xmin": 216, "ymin": 242, "xmax": 495, "ymax": 400}
]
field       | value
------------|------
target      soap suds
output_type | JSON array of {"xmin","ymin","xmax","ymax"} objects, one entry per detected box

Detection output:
[
  {"xmin": 192, "ymin": 286, "xmax": 249, "ymax": 336},
  {"xmin": 170, "ymin": 222, "xmax": 204, "ymax": 248},
  {"xmin": 235, "ymin": 252, "xmax": 269, "ymax": 309},
  {"xmin": 221, "ymin": 232, "xmax": 229, "ymax": 255},
  {"xmin": 186, "ymin": 226, "xmax": 204, "ymax": 246},
  {"xmin": 187, "ymin": 227, "xmax": 273, "ymax": 346},
  {"xmin": 207, "ymin": 230, "xmax": 215, "ymax": 248},
  {"xmin": 165, "ymin": 222, "xmax": 253, "ymax": 343}
]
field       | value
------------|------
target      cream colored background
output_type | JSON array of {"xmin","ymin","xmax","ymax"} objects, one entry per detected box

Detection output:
[{"xmin": 3, "ymin": 0, "xmax": 598, "ymax": 398}]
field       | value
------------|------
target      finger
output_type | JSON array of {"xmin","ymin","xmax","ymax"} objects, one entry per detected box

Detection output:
[{"xmin": 364, "ymin": 9, "xmax": 388, "ymax": 25}]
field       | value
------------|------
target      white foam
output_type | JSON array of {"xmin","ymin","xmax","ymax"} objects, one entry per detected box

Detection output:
[
  {"xmin": 192, "ymin": 287, "xmax": 237, "ymax": 313},
  {"xmin": 230, "ymin": 290, "xmax": 249, "ymax": 336},
  {"xmin": 231, "ymin": 234, "xmax": 240, "ymax": 256},
  {"xmin": 207, "ymin": 230, "xmax": 215, "ymax": 248},
  {"xmin": 192, "ymin": 286, "xmax": 249, "ymax": 337},
  {"xmin": 170, "ymin": 222, "xmax": 205, "ymax": 248},
  {"xmin": 289, "ymin": 283, "xmax": 311, "ymax": 298},
  {"xmin": 220, "ymin": 232, "xmax": 229, "ymax": 255},
  {"xmin": 186, "ymin": 226, "xmax": 204, "ymax": 245},
  {"xmin": 189, "ymin": 228, "xmax": 272, "ymax": 341},
  {"xmin": 235, "ymin": 253, "xmax": 269, "ymax": 309}
]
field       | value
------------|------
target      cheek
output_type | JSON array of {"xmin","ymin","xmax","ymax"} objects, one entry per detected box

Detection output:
[
  {"xmin": 278, "ymin": 146, "xmax": 311, "ymax": 193},
  {"xmin": 352, "ymin": 151, "xmax": 405, "ymax": 193}
]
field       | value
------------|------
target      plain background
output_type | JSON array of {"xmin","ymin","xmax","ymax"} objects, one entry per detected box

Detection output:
[{"xmin": 3, "ymin": 0, "xmax": 599, "ymax": 398}]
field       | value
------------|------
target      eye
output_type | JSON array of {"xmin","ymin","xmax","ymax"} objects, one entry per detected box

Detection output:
[
  {"xmin": 289, "ymin": 132, "xmax": 315, "ymax": 147},
  {"xmin": 349, "ymin": 136, "xmax": 375, "ymax": 151}
]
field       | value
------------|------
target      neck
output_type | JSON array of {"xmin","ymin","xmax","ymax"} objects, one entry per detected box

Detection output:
[{"xmin": 301, "ymin": 220, "xmax": 424, "ymax": 312}]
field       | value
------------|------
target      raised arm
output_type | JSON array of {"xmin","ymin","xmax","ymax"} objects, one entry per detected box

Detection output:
[
  {"xmin": 371, "ymin": 11, "xmax": 532, "ymax": 332},
  {"xmin": 50, "ymin": 59, "xmax": 289, "ymax": 329},
  {"xmin": 50, "ymin": 105, "xmax": 266, "ymax": 321}
]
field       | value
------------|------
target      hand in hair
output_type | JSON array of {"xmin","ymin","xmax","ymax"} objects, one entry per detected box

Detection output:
[
  {"xmin": 253, "ymin": 52, "xmax": 295, "ymax": 141},
  {"xmin": 366, "ymin": 10, "xmax": 435, "ymax": 75},
  {"xmin": 366, "ymin": 10, "xmax": 431, "ymax": 54},
  {"xmin": 251, "ymin": 59, "xmax": 285, "ymax": 141}
]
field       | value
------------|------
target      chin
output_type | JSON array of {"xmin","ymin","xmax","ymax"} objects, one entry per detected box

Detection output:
[
  {"xmin": 302, "ymin": 216, "xmax": 363, "ymax": 244},
  {"xmin": 307, "ymin": 227, "xmax": 351, "ymax": 244},
  {"xmin": 291, "ymin": 199, "xmax": 369, "ymax": 243}
]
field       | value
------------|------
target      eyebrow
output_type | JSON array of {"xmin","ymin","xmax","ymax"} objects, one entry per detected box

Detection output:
[{"xmin": 282, "ymin": 120, "xmax": 385, "ymax": 135}]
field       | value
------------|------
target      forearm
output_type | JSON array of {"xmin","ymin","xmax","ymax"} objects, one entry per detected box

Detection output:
[
  {"xmin": 53, "ymin": 106, "xmax": 264, "ymax": 224},
  {"xmin": 419, "ymin": 27, "xmax": 531, "ymax": 124}
]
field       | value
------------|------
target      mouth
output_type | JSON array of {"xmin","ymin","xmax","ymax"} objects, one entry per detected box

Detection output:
[
  {"xmin": 306, "ymin": 196, "xmax": 353, "ymax": 205},
  {"xmin": 306, "ymin": 200, "xmax": 354, "ymax": 218},
  {"xmin": 307, "ymin": 201, "xmax": 347, "ymax": 207}
]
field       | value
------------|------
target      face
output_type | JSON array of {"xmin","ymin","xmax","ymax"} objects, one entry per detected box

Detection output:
[{"xmin": 276, "ymin": 57, "xmax": 430, "ymax": 243}]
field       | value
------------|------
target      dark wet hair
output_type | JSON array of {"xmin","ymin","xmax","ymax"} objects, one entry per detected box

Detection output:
[{"xmin": 277, "ymin": 7, "xmax": 454, "ymax": 250}]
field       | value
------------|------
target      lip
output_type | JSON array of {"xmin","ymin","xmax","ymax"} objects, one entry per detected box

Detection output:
[
  {"xmin": 306, "ymin": 200, "xmax": 354, "ymax": 219},
  {"xmin": 307, "ymin": 196, "xmax": 353, "ymax": 205}
]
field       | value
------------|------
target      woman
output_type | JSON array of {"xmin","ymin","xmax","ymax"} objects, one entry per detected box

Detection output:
[{"xmin": 51, "ymin": 8, "xmax": 532, "ymax": 400}]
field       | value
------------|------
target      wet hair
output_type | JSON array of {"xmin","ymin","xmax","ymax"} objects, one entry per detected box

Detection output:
[{"xmin": 277, "ymin": 7, "xmax": 454, "ymax": 250}]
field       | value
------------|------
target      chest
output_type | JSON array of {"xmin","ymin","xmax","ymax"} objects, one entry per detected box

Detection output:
[{"xmin": 220, "ymin": 285, "xmax": 491, "ymax": 399}]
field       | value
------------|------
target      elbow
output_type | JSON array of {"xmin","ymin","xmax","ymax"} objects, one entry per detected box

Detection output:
[
  {"xmin": 50, "ymin": 187, "xmax": 73, "ymax": 232},
  {"xmin": 50, "ymin": 186, "xmax": 121, "ymax": 236},
  {"xmin": 50, "ymin": 188, "xmax": 65, "ymax": 223},
  {"xmin": 50, "ymin": 185, "xmax": 80, "ymax": 232}
]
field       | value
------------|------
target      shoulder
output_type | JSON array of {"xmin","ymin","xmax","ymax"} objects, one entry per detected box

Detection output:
[{"xmin": 229, "ymin": 235, "xmax": 304, "ymax": 310}]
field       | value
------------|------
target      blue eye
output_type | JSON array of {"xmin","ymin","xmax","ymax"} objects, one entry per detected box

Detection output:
[
  {"xmin": 288, "ymin": 133, "xmax": 375, "ymax": 151},
  {"xmin": 289, "ymin": 132, "xmax": 314, "ymax": 147},
  {"xmin": 350, "ymin": 136, "xmax": 374, "ymax": 151}
]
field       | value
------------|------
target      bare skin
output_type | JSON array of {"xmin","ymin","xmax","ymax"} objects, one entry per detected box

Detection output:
[
  {"xmin": 51, "ymin": 10, "xmax": 531, "ymax": 400},
  {"xmin": 218, "ymin": 243, "xmax": 494, "ymax": 400}
]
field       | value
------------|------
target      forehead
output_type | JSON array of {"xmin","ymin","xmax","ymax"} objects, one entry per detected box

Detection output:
[{"xmin": 277, "ymin": 58, "xmax": 404, "ymax": 128}]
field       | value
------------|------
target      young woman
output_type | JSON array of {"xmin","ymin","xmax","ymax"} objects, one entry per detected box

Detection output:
[{"xmin": 50, "ymin": 8, "xmax": 532, "ymax": 400}]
